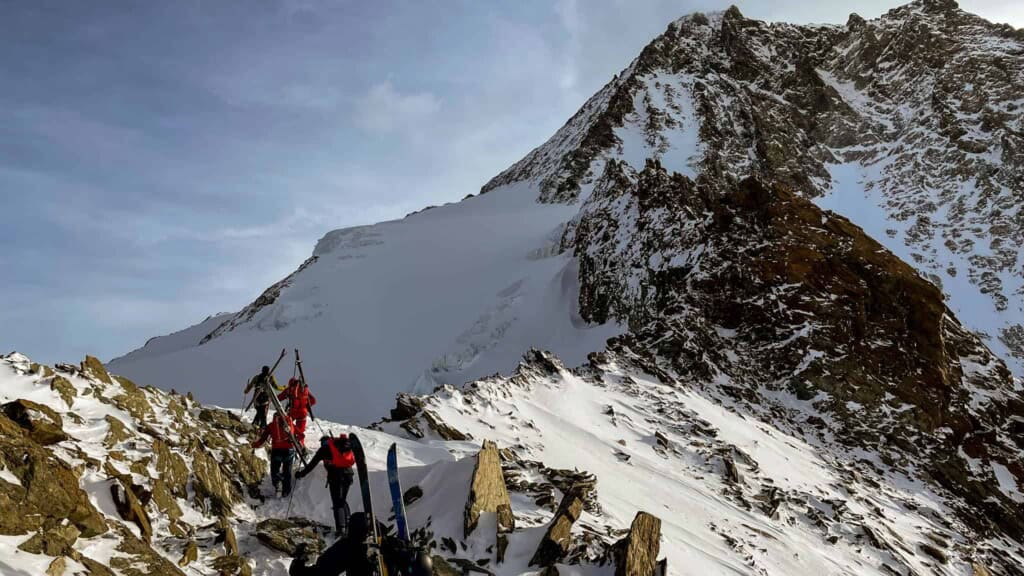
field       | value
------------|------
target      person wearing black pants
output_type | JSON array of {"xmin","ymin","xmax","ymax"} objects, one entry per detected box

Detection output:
[
  {"xmin": 295, "ymin": 434, "xmax": 356, "ymax": 536},
  {"xmin": 252, "ymin": 414, "xmax": 297, "ymax": 497}
]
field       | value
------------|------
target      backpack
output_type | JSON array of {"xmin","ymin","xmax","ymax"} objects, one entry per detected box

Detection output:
[{"xmin": 324, "ymin": 435, "xmax": 356, "ymax": 469}]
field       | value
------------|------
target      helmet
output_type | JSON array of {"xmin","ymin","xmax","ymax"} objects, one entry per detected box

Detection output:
[
  {"xmin": 261, "ymin": 365, "xmax": 270, "ymax": 374},
  {"xmin": 289, "ymin": 377, "xmax": 300, "ymax": 386},
  {"xmin": 410, "ymin": 550, "xmax": 433, "ymax": 576}
]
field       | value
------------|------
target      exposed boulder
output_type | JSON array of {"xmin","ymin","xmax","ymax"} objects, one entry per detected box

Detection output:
[
  {"xmin": 199, "ymin": 407, "xmax": 251, "ymax": 436},
  {"xmin": 0, "ymin": 422, "xmax": 107, "ymax": 537},
  {"xmin": 154, "ymin": 438, "xmax": 189, "ymax": 498},
  {"xmin": 81, "ymin": 355, "xmax": 113, "ymax": 384},
  {"xmin": 151, "ymin": 478, "xmax": 184, "ymax": 523},
  {"xmin": 109, "ymin": 474, "xmax": 153, "ymax": 543},
  {"xmin": 179, "ymin": 540, "xmax": 199, "ymax": 567},
  {"xmin": 464, "ymin": 440, "xmax": 515, "ymax": 539},
  {"xmin": 424, "ymin": 410, "xmax": 470, "ymax": 441},
  {"xmin": 432, "ymin": 556, "xmax": 461, "ymax": 576},
  {"xmin": 530, "ymin": 483, "xmax": 592, "ymax": 566},
  {"xmin": 404, "ymin": 485, "xmax": 424, "ymax": 506},
  {"xmin": 221, "ymin": 517, "xmax": 239, "ymax": 556},
  {"xmin": 109, "ymin": 522, "xmax": 186, "ymax": 576},
  {"xmin": 235, "ymin": 446, "xmax": 268, "ymax": 491},
  {"xmin": 255, "ymin": 517, "xmax": 328, "ymax": 556},
  {"xmin": 49, "ymin": 375, "xmax": 76, "ymax": 407},
  {"xmin": 391, "ymin": 394, "xmax": 424, "ymax": 420},
  {"xmin": 104, "ymin": 415, "xmax": 132, "ymax": 448},
  {"xmin": 613, "ymin": 512, "xmax": 661, "ymax": 576},
  {"xmin": 190, "ymin": 441, "xmax": 239, "ymax": 516},
  {"xmin": 209, "ymin": 554, "xmax": 252, "ymax": 575},
  {"xmin": 111, "ymin": 376, "xmax": 155, "ymax": 422},
  {"xmin": 17, "ymin": 524, "xmax": 80, "ymax": 556},
  {"xmin": 2, "ymin": 399, "xmax": 68, "ymax": 446},
  {"xmin": 46, "ymin": 556, "xmax": 66, "ymax": 576}
]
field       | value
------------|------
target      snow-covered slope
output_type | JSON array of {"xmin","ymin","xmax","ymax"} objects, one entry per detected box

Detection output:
[
  {"xmin": 110, "ymin": 184, "xmax": 623, "ymax": 425},
  {"xmin": 379, "ymin": 350, "xmax": 1024, "ymax": 574},
  {"xmin": 8, "ymin": 345, "xmax": 1022, "ymax": 576}
]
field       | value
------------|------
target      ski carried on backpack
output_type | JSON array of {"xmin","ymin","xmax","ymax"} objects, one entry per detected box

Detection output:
[
  {"xmin": 350, "ymin": 433, "xmax": 388, "ymax": 576},
  {"xmin": 260, "ymin": 348, "xmax": 309, "ymax": 467},
  {"xmin": 245, "ymin": 348, "xmax": 287, "ymax": 411},
  {"xmin": 387, "ymin": 443, "xmax": 411, "ymax": 541}
]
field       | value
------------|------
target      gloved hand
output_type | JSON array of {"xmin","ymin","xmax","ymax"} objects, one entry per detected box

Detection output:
[{"xmin": 294, "ymin": 469, "xmax": 307, "ymax": 480}]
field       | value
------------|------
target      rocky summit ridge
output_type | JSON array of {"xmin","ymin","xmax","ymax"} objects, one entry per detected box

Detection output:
[{"xmin": 483, "ymin": 0, "xmax": 1024, "ymax": 374}]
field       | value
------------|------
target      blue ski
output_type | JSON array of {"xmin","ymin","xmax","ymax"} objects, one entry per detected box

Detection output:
[{"xmin": 387, "ymin": 442, "xmax": 411, "ymax": 541}]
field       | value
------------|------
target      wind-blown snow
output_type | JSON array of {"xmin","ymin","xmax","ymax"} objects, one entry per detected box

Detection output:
[{"xmin": 109, "ymin": 183, "xmax": 623, "ymax": 425}]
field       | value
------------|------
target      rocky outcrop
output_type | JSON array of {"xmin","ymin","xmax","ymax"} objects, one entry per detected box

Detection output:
[
  {"xmin": 255, "ymin": 518, "xmax": 328, "ymax": 556},
  {"xmin": 109, "ymin": 472, "xmax": 153, "ymax": 543},
  {"xmin": 49, "ymin": 375, "xmax": 75, "ymax": 407},
  {"xmin": 530, "ymin": 483, "xmax": 592, "ymax": 566},
  {"xmin": 190, "ymin": 441, "xmax": 240, "ymax": 516},
  {"xmin": 2, "ymin": 399, "xmax": 68, "ymax": 446},
  {"xmin": 104, "ymin": 414, "xmax": 132, "ymax": 447},
  {"xmin": 154, "ymin": 438, "xmax": 190, "ymax": 498},
  {"xmin": 613, "ymin": 512, "xmax": 662, "ymax": 576},
  {"xmin": 111, "ymin": 376, "xmax": 154, "ymax": 422},
  {"xmin": 81, "ymin": 355, "xmax": 113, "ymax": 384},
  {"xmin": 0, "ymin": 414, "xmax": 107, "ymax": 537},
  {"xmin": 108, "ymin": 522, "xmax": 186, "ymax": 576},
  {"xmin": 566, "ymin": 164, "xmax": 1024, "ymax": 538},
  {"xmin": 179, "ymin": 540, "xmax": 199, "ymax": 567},
  {"xmin": 17, "ymin": 524, "xmax": 80, "ymax": 556},
  {"xmin": 464, "ymin": 441, "xmax": 515, "ymax": 539}
]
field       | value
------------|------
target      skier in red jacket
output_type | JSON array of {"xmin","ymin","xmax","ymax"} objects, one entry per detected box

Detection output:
[
  {"xmin": 252, "ymin": 413, "xmax": 298, "ymax": 497},
  {"xmin": 279, "ymin": 377, "xmax": 317, "ymax": 445}
]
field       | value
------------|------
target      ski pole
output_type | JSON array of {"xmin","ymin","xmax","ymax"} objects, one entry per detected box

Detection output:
[
  {"xmin": 285, "ymin": 484, "xmax": 296, "ymax": 519},
  {"xmin": 307, "ymin": 402, "xmax": 327, "ymax": 437}
]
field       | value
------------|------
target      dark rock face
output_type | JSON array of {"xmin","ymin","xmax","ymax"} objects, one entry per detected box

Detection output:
[{"xmin": 564, "ymin": 162, "xmax": 1024, "ymax": 538}]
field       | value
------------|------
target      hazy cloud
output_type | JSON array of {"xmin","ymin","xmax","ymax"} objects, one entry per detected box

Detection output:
[{"xmin": 353, "ymin": 82, "xmax": 442, "ymax": 136}]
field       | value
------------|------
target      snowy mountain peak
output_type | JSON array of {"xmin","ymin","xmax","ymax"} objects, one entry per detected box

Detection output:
[
  {"xmin": 102, "ymin": 4, "xmax": 1024, "ymax": 572},
  {"xmin": 479, "ymin": 0, "xmax": 1024, "ymax": 373}
]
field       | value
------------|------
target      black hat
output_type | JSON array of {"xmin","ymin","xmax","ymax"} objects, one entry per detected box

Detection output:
[{"xmin": 261, "ymin": 365, "xmax": 270, "ymax": 374}]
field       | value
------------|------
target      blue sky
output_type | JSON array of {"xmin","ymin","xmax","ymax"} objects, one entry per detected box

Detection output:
[{"xmin": 2, "ymin": 0, "xmax": 1019, "ymax": 365}]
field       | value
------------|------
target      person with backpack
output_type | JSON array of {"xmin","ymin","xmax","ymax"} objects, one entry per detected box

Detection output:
[
  {"xmin": 252, "ymin": 413, "xmax": 298, "ymax": 497},
  {"xmin": 279, "ymin": 377, "xmax": 317, "ymax": 445},
  {"xmin": 244, "ymin": 365, "xmax": 283, "ymax": 430},
  {"xmin": 289, "ymin": 513, "xmax": 433, "ymax": 576},
  {"xmin": 294, "ymin": 434, "xmax": 355, "ymax": 536}
]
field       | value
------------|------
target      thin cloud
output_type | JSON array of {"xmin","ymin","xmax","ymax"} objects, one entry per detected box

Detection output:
[{"xmin": 352, "ymin": 81, "xmax": 441, "ymax": 136}]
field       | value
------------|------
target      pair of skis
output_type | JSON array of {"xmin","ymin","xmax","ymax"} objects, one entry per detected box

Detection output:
[
  {"xmin": 258, "ymin": 348, "xmax": 309, "ymax": 467},
  {"xmin": 350, "ymin": 434, "xmax": 411, "ymax": 576}
]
